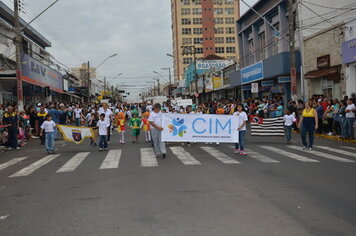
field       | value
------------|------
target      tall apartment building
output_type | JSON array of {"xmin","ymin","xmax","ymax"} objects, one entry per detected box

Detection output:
[
  {"xmin": 171, "ymin": 0, "xmax": 240, "ymax": 81},
  {"xmin": 71, "ymin": 63, "xmax": 97, "ymax": 87}
]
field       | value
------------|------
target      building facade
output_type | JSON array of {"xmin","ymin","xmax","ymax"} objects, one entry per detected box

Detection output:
[
  {"xmin": 171, "ymin": 0, "xmax": 240, "ymax": 81},
  {"xmin": 70, "ymin": 63, "xmax": 97, "ymax": 87},
  {"xmin": 342, "ymin": 19, "xmax": 356, "ymax": 97}
]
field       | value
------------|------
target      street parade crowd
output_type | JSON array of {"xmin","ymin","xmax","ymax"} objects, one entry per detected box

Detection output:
[{"xmin": 0, "ymin": 92, "xmax": 355, "ymax": 157}]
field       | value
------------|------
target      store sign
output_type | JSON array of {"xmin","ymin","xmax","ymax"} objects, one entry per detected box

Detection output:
[
  {"xmin": 21, "ymin": 53, "xmax": 64, "ymax": 93},
  {"xmin": 261, "ymin": 80, "xmax": 274, "ymax": 87},
  {"xmin": 213, "ymin": 77, "xmax": 223, "ymax": 90},
  {"xmin": 177, "ymin": 99, "xmax": 193, "ymax": 107},
  {"xmin": 205, "ymin": 75, "xmax": 213, "ymax": 92},
  {"xmin": 251, "ymin": 83, "xmax": 259, "ymax": 93},
  {"xmin": 317, "ymin": 55, "xmax": 330, "ymax": 69},
  {"xmin": 241, "ymin": 61, "xmax": 264, "ymax": 84},
  {"xmin": 342, "ymin": 38, "xmax": 356, "ymax": 64},
  {"xmin": 278, "ymin": 77, "xmax": 291, "ymax": 83},
  {"xmin": 196, "ymin": 60, "xmax": 233, "ymax": 70},
  {"xmin": 197, "ymin": 77, "xmax": 204, "ymax": 93},
  {"xmin": 271, "ymin": 84, "xmax": 285, "ymax": 93}
]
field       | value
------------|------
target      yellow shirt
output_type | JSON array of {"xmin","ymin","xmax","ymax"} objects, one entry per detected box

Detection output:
[{"xmin": 302, "ymin": 108, "xmax": 315, "ymax": 118}]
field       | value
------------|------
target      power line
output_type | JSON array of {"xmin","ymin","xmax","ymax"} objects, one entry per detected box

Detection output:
[{"xmin": 302, "ymin": 0, "xmax": 356, "ymax": 10}]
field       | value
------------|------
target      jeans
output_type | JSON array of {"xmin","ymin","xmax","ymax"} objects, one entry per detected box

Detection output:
[
  {"xmin": 339, "ymin": 117, "xmax": 346, "ymax": 138},
  {"xmin": 235, "ymin": 130, "xmax": 246, "ymax": 151},
  {"xmin": 99, "ymin": 135, "xmax": 108, "ymax": 149},
  {"xmin": 75, "ymin": 118, "xmax": 80, "ymax": 127},
  {"xmin": 301, "ymin": 117, "xmax": 315, "ymax": 148},
  {"xmin": 344, "ymin": 117, "xmax": 355, "ymax": 139},
  {"xmin": 284, "ymin": 125, "xmax": 292, "ymax": 142},
  {"xmin": 45, "ymin": 132, "xmax": 55, "ymax": 152},
  {"xmin": 151, "ymin": 128, "xmax": 166, "ymax": 156}
]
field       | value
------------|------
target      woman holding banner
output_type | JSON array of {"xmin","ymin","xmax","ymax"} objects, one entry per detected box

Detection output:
[{"xmin": 233, "ymin": 104, "xmax": 248, "ymax": 156}]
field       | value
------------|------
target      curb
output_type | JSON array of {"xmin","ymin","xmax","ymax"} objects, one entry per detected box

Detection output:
[{"xmin": 293, "ymin": 131, "xmax": 356, "ymax": 144}]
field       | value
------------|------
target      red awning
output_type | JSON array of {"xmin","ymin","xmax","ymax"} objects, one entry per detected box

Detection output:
[{"xmin": 304, "ymin": 66, "xmax": 340, "ymax": 80}]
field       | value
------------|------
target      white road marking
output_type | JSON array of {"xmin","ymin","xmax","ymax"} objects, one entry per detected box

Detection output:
[
  {"xmin": 200, "ymin": 146, "xmax": 240, "ymax": 164},
  {"xmin": 341, "ymin": 146, "xmax": 356, "ymax": 151},
  {"xmin": 9, "ymin": 154, "xmax": 60, "ymax": 177},
  {"xmin": 316, "ymin": 146, "xmax": 356, "ymax": 158},
  {"xmin": 140, "ymin": 148, "xmax": 158, "ymax": 167},
  {"xmin": 56, "ymin": 152, "xmax": 90, "ymax": 173},
  {"xmin": 260, "ymin": 146, "xmax": 319, "ymax": 162},
  {"xmin": 288, "ymin": 145, "xmax": 355, "ymax": 163},
  {"xmin": 245, "ymin": 150, "xmax": 280, "ymax": 163},
  {"xmin": 0, "ymin": 157, "xmax": 28, "ymax": 171},
  {"xmin": 169, "ymin": 147, "xmax": 201, "ymax": 165},
  {"xmin": 100, "ymin": 150, "xmax": 122, "ymax": 169}
]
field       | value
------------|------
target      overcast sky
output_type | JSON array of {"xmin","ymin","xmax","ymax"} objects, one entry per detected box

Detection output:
[{"xmin": 3, "ymin": 0, "xmax": 257, "ymax": 99}]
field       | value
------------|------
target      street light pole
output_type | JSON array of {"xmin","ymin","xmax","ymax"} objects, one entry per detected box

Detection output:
[
  {"xmin": 14, "ymin": 0, "xmax": 23, "ymax": 110},
  {"xmin": 161, "ymin": 67, "xmax": 172, "ymax": 97}
]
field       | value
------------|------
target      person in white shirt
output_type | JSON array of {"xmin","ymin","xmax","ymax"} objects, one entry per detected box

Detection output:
[
  {"xmin": 344, "ymin": 98, "xmax": 356, "ymax": 139},
  {"xmin": 149, "ymin": 103, "xmax": 166, "ymax": 158},
  {"xmin": 283, "ymin": 109, "xmax": 297, "ymax": 144},
  {"xmin": 233, "ymin": 104, "xmax": 248, "ymax": 155},
  {"xmin": 40, "ymin": 114, "xmax": 56, "ymax": 154},
  {"xmin": 99, "ymin": 103, "xmax": 113, "ymax": 142},
  {"xmin": 96, "ymin": 113, "xmax": 110, "ymax": 151},
  {"xmin": 73, "ymin": 104, "xmax": 83, "ymax": 127}
]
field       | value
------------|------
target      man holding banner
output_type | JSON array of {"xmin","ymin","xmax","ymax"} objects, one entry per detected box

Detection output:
[{"xmin": 149, "ymin": 103, "xmax": 167, "ymax": 159}]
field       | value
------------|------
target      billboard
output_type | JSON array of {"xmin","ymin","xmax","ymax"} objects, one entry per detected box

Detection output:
[
  {"xmin": 241, "ymin": 61, "xmax": 264, "ymax": 85},
  {"xmin": 21, "ymin": 53, "xmax": 64, "ymax": 93},
  {"xmin": 196, "ymin": 60, "xmax": 233, "ymax": 71}
]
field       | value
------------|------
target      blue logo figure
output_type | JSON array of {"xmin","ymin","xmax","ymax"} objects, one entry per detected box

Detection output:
[{"xmin": 168, "ymin": 118, "xmax": 187, "ymax": 137}]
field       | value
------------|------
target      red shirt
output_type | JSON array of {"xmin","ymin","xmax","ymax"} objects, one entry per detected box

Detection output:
[{"xmin": 321, "ymin": 102, "xmax": 329, "ymax": 112}]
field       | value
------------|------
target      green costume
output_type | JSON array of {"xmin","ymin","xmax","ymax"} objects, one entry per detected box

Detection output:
[{"xmin": 129, "ymin": 117, "xmax": 141, "ymax": 136}]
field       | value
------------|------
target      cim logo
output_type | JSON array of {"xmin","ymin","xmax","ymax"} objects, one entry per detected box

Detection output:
[
  {"xmin": 168, "ymin": 118, "xmax": 187, "ymax": 137},
  {"xmin": 192, "ymin": 118, "xmax": 232, "ymax": 135}
]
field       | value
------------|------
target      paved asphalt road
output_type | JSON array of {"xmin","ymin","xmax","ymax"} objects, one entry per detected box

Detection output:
[{"xmin": 0, "ymin": 132, "xmax": 355, "ymax": 236}]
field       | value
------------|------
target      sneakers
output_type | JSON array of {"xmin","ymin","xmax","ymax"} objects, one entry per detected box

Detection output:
[
  {"xmin": 301, "ymin": 146, "xmax": 307, "ymax": 150},
  {"xmin": 162, "ymin": 153, "xmax": 167, "ymax": 159},
  {"xmin": 239, "ymin": 151, "xmax": 247, "ymax": 156},
  {"xmin": 99, "ymin": 148, "xmax": 103, "ymax": 151},
  {"xmin": 309, "ymin": 147, "xmax": 312, "ymax": 150},
  {"xmin": 234, "ymin": 148, "xmax": 240, "ymax": 154},
  {"xmin": 104, "ymin": 148, "xmax": 108, "ymax": 151}
]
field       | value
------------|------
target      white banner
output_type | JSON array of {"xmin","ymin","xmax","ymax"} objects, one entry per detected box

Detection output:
[
  {"xmin": 177, "ymin": 99, "xmax": 193, "ymax": 107},
  {"xmin": 162, "ymin": 114, "xmax": 239, "ymax": 143},
  {"xmin": 58, "ymin": 125, "xmax": 95, "ymax": 144}
]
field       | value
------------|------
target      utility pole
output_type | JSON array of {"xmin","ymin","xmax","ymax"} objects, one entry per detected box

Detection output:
[
  {"xmin": 157, "ymin": 78, "xmax": 161, "ymax": 96},
  {"xmin": 181, "ymin": 45, "xmax": 197, "ymax": 101},
  {"xmin": 288, "ymin": 0, "xmax": 297, "ymax": 99},
  {"xmin": 103, "ymin": 77, "xmax": 106, "ymax": 99},
  {"xmin": 14, "ymin": 0, "xmax": 24, "ymax": 110},
  {"xmin": 87, "ymin": 61, "xmax": 90, "ymax": 102}
]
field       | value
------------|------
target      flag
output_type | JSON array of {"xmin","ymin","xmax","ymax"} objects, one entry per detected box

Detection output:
[
  {"xmin": 249, "ymin": 115, "xmax": 263, "ymax": 124},
  {"xmin": 58, "ymin": 125, "xmax": 95, "ymax": 144},
  {"xmin": 251, "ymin": 117, "xmax": 284, "ymax": 136}
]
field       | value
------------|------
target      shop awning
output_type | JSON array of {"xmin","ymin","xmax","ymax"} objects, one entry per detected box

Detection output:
[{"xmin": 304, "ymin": 66, "xmax": 340, "ymax": 80}]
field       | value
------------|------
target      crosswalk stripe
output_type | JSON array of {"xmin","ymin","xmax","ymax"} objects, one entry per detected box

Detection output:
[
  {"xmin": 9, "ymin": 154, "xmax": 60, "ymax": 177},
  {"xmin": 0, "ymin": 157, "xmax": 28, "ymax": 171},
  {"xmin": 140, "ymin": 148, "xmax": 158, "ymax": 167},
  {"xmin": 169, "ymin": 147, "xmax": 201, "ymax": 165},
  {"xmin": 287, "ymin": 146, "xmax": 356, "ymax": 163},
  {"xmin": 200, "ymin": 146, "xmax": 240, "ymax": 164},
  {"xmin": 245, "ymin": 150, "xmax": 280, "ymax": 163},
  {"xmin": 340, "ymin": 146, "xmax": 356, "ymax": 151},
  {"xmin": 260, "ymin": 146, "xmax": 319, "ymax": 162},
  {"xmin": 56, "ymin": 152, "xmax": 90, "ymax": 173},
  {"xmin": 100, "ymin": 150, "xmax": 122, "ymax": 169},
  {"xmin": 316, "ymin": 146, "xmax": 356, "ymax": 158}
]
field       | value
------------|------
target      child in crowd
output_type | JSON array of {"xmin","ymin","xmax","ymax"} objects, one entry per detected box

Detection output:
[
  {"xmin": 97, "ymin": 113, "xmax": 109, "ymax": 151},
  {"xmin": 40, "ymin": 114, "xmax": 56, "ymax": 154},
  {"xmin": 115, "ymin": 112, "xmax": 126, "ymax": 144},
  {"xmin": 129, "ymin": 112, "xmax": 141, "ymax": 143},
  {"xmin": 233, "ymin": 104, "xmax": 248, "ymax": 156},
  {"xmin": 88, "ymin": 110, "xmax": 98, "ymax": 146},
  {"xmin": 141, "ymin": 112, "xmax": 151, "ymax": 142},
  {"xmin": 283, "ymin": 109, "xmax": 296, "ymax": 144}
]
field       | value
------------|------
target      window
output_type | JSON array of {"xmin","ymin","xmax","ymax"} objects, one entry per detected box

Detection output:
[
  {"xmin": 183, "ymin": 57, "xmax": 193, "ymax": 64},
  {"xmin": 192, "ymin": 0, "xmax": 201, "ymax": 5},
  {"xmin": 215, "ymin": 37, "xmax": 224, "ymax": 44},
  {"xmin": 225, "ymin": 0, "xmax": 234, "ymax": 4},
  {"xmin": 226, "ymin": 47, "xmax": 236, "ymax": 53},
  {"xmin": 182, "ymin": 38, "xmax": 192, "ymax": 45},
  {"xmin": 214, "ymin": 18, "xmax": 224, "ymax": 24},
  {"xmin": 195, "ymin": 48, "xmax": 203, "ymax": 54},
  {"xmin": 182, "ymin": 28, "xmax": 192, "ymax": 35},
  {"xmin": 181, "ymin": 8, "xmax": 191, "ymax": 15},
  {"xmin": 214, "ymin": 8, "xmax": 223, "ymax": 15},
  {"xmin": 215, "ymin": 27, "xmax": 224, "ymax": 34},
  {"xmin": 271, "ymin": 23, "xmax": 280, "ymax": 56},
  {"xmin": 213, "ymin": 0, "xmax": 223, "ymax": 5},
  {"xmin": 226, "ymin": 56, "xmax": 236, "ymax": 61},
  {"xmin": 226, "ymin": 37, "xmax": 235, "ymax": 43},
  {"xmin": 225, "ymin": 17, "xmax": 234, "ymax": 24},
  {"xmin": 193, "ymin": 28, "xmax": 203, "ymax": 34},
  {"xmin": 226, "ymin": 27, "xmax": 235, "ymax": 34},
  {"xmin": 194, "ymin": 38, "xmax": 203, "ymax": 44},
  {"xmin": 181, "ymin": 18, "xmax": 191, "ymax": 25},
  {"xmin": 259, "ymin": 32, "xmax": 266, "ymax": 60},
  {"xmin": 215, "ymin": 47, "xmax": 225, "ymax": 53},
  {"xmin": 193, "ymin": 18, "xmax": 202, "ymax": 25},
  {"xmin": 192, "ymin": 8, "xmax": 202, "ymax": 15},
  {"xmin": 181, "ymin": 0, "xmax": 190, "ymax": 5},
  {"xmin": 225, "ymin": 8, "xmax": 234, "ymax": 14}
]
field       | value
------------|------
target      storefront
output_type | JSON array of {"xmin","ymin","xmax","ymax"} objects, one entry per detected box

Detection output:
[
  {"xmin": 342, "ymin": 37, "xmax": 356, "ymax": 97},
  {"xmin": 304, "ymin": 54, "xmax": 342, "ymax": 99}
]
